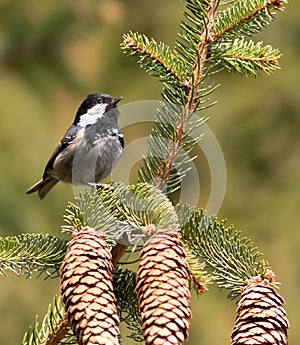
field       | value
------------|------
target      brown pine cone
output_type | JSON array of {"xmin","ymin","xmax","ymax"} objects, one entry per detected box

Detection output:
[
  {"xmin": 60, "ymin": 227, "xmax": 120, "ymax": 345},
  {"xmin": 136, "ymin": 230, "xmax": 191, "ymax": 345},
  {"xmin": 231, "ymin": 280, "xmax": 289, "ymax": 345}
]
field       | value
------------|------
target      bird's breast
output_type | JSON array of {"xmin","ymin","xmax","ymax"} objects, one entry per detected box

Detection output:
[{"xmin": 53, "ymin": 128, "xmax": 123, "ymax": 184}]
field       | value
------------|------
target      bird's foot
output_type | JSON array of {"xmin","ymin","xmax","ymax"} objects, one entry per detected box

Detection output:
[{"xmin": 85, "ymin": 182, "xmax": 111, "ymax": 193}]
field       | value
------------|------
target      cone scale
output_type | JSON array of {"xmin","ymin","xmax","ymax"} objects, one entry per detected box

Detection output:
[
  {"xmin": 60, "ymin": 227, "xmax": 120, "ymax": 345},
  {"xmin": 136, "ymin": 230, "xmax": 191, "ymax": 345},
  {"xmin": 231, "ymin": 280, "xmax": 289, "ymax": 345}
]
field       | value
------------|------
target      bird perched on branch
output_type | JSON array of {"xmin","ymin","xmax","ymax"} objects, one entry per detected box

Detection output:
[{"xmin": 26, "ymin": 93, "xmax": 124, "ymax": 199}]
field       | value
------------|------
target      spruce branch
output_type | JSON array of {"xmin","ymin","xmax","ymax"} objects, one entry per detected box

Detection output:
[
  {"xmin": 23, "ymin": 296, "xmax": 73, "ymax": 345},
  {"xmin": 62, "ymin": 183, "xmax": 180, "ymax": 264},
  {"xmin": 62, "ymin": 189, "xmax": 123, "ymax": 239},
  {"xmin": 152, "ymin": 0, "xmax": 219, "ymax": 190},
  {"xmin": 184, "ymin": 245, "xmax": 213, "ymax": 295},
  {"xmin": 0, "ymin": 234, "xmax": 67, "ymax": 278},
  {"xmin": 177, "ymin": 204, "xmax": 277, "ymax": 299},
  {"xmin": 213, "ymin": 0, "xmax": 287, "ymax": 41},
  {"xmin": 123, "ymin": 0, "xmax": 218, "ymax": 193},
  {"xmin": 212, "ymin": 38, "xmax": 281, "ymax": 75},
  {"xmin": 122, "ymin": 0, "xmax": 286, "ymax": 194},
  {"xmin": 122, "ymin": 32, "xmax": 188, "ymax": 85},
  {"xmin": 94, "ymin": 183, "xmax": 181, "ymax": 233},
  {"xmin": 106, "ymin": 183, "xmax": 180, "ymax": 231},
  {"xmin": 184, "ymin": 0, "xmax": 218, "ymax": 107},
  {"xmin": 136, "ymin": 101, "xmax": 207, "ymax": 193}
]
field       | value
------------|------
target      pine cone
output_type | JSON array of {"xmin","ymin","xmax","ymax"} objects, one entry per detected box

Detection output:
[
  {"xmin": 136, "ymin": 230, "xmax": 191, "ymax": 345},
  {"xmin": 60, "ymin": 227, "xmax": 120, "ymax": 345},
  {"xmin": 231, "ymin": 280, "xmax": 289, "ymax": 345}
]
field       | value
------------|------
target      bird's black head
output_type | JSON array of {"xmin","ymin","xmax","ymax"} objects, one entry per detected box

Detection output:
[{"xmin": 74, "ymin": 93, "xmax": 122, "ymax": 125}]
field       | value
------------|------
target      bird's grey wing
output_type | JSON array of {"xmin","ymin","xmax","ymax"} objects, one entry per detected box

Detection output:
[{"xmin": 43, "ymin": 125, "xmax": 78, "ymax": 178}]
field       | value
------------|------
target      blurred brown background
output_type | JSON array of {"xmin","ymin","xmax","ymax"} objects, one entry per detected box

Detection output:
[{"xmin": 0, "ymin": 0, "xmax": 299, "ymax": 344}]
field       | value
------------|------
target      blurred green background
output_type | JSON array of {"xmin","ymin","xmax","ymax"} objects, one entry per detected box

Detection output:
[{"xmin": 0, "ymin": 0, "xmax": 299, "ymax": 344}]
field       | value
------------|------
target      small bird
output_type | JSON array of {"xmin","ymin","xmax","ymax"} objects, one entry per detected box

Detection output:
[{"xmin": 26, "ymin": 93, "xmax": 124, "ymax": 199}]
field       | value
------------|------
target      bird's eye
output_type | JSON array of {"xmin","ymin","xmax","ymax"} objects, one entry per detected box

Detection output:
[{"xmin": 98, "ymin": 99, "xmax": 103, "ymax": 104}]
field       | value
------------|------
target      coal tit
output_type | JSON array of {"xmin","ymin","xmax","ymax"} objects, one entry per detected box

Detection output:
[{"xmin": 26, "ymin": 93, "xmax": 124, "ymax": 199}]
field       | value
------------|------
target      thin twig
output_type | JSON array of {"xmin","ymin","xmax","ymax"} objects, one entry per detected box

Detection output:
[
  {"xmin": 40, "ymin": 317, "xmax": 70, "ymax": 345},
  {"xmin": 111, "ymin": 243, "xmax": 129, "ymax": 267}
]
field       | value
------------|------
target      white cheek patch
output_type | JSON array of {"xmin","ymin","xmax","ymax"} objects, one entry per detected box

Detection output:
[{"xmin": 79, "ymin": 103, "xmax": 107, "ymax": 127}]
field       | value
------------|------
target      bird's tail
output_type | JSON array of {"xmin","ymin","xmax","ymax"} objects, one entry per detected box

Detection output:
[{"xmin": 26, "ymin": 178, "xmax": 59, "ymax": 199}]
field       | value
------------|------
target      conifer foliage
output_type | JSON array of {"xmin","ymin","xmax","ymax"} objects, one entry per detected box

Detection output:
[
  {"xmin": 122, "ymin": 0, "xmax": 287, "ymax": 194},
  {"xmin": 0, "ymin": 0, "xmax": 290, "ymax": 344}
]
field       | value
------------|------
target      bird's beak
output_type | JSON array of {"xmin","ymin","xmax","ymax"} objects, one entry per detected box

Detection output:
[{"xmin": 113, "ymin": 96, "xmax": 123, "ymax": 106}]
